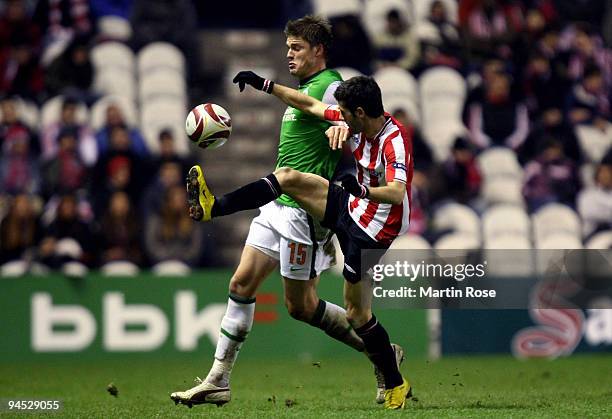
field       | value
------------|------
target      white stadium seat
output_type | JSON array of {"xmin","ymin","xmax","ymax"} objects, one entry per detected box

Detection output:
[
  {"xmin": 101, "ymin": 260, "xmax": 140, "ymax": 276},
  {"xmin": 414, "ymin": 20, "xmax": 441, "ymax": 43},
  {"xmin": 138, "ymin": 42, "xmax": 186, "ymax": 76},
  {"xmin": 389, "ymin": 234, "xmax": 432, "ymax": 250},
  {"xmin": 91, "ymin": 41, "xmax": 135, "ymax": 73},
  {"xmin": 152, "ymin": 260, "xmax": 192, "ymax": 276},
  {"xmin": 434, "ymin": 233, "xmax": 481, "ymax": 250},
  {"xmin": 536, "ymin": 233, "xmax": 583, "ymax": 250},
  {"xmin": 139, "ymin": 70, "xmax": 186, "ymax": 103},
  {"xmin": 41, "ymin": 96, "xmax": 89, "ymax": 127},
  {"xmin": 419, "ymin": 67, "xmax": 466, "ymax": 100},
  {"xmin": 482, "ymin": 205, "xmax": 530, "ymax": 243},
  {"xmin": 98, "ymin": 16, "xmax": 132, "ymax": 41},
  {"xmin": 484, "ymin": 236, "xmax": 533, "ymax": 277},
  {"xmin": 575, "ymin": 123, "xmax": 612, "ymax": 164},
  {"xmin": 586, "ymin": 230, "xmax": 612, "ymax": 249},
  {"xmin": 93, "ymin": 68, "xmax": 137, "ymax": 101},
  {"xmin": 383, "ymin": 94, "xmax": 421, "ymax": 127},
  {"xmin": 334, "ymin": 66, "xmax": 363, "ymax": 81},
  {"xmin": 313, "ymin": 0, "xmax": 361, "ymax": 18},
  {"xmin": 374, "ymin": 66, "xmax": 419, "ymax": 104},
  {"xmin": 140, "ymin": 97, "xmax": 187, "ymax": 154},
  {"xmin": 433, "ymin": 203, "xmax": 481, "ymax": 239},
  {"xmin": 481, "ymin": 177, "xmax": 524, "ymax": 206},
  {"xmin": 363, "ymin": 0, "xmax": 414, "ymax": 37},
  {"xmin": 423, "ymin": 119, "xmax": 467, "ymax": 162},
  {"xmin": 477, "ymin": 147, "xmax": 523, "ymax": 180},
  {"xmin": 532, "ymin": 203, "xmax": 581, "ymax": 243},
  {"xmin": 90, "ymin": 95, "xmax": 138, "ymax": 130}
]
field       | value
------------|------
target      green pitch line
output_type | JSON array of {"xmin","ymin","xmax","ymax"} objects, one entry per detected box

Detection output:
[{"xmin": 0, "ymin": 354, "xmax": 610, "ymax": 418}]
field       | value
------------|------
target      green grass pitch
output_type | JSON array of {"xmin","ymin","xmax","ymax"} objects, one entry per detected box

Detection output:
[{"xmin": 0, "ymin": 354, "xmax": 610, "ymax": 418}]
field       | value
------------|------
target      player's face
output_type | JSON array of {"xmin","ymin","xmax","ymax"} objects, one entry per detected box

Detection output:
[
  {"xmin": 338, "ymin": 102, "xmax": 364, "ymax": 134},
  {"xmin": 286, "ymin": 36, "xmax": 320, "ymax": 79}
]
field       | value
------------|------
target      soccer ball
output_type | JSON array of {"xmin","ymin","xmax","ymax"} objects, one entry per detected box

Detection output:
[{"xmin": 185, "ymin": 103, "xmax": 232, "ymax": 149}]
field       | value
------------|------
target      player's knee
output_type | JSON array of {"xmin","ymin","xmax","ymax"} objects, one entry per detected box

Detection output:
[
  {"xmin": 274, "ymin": 167, "xmax": 300, "ymax": 190},
  {"xmin": 345, "ymin": 304, "xmax": 369, "ymax": 328},
  {"xmin": 229, "ymin": 273, "xmax": 256, "ymax": 298}
]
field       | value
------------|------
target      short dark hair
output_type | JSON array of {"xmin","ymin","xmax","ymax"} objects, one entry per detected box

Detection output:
[
  {"xmin": 334, "ymin": 76, "xmax": 384, "ymax": 118},
  {"xmin": 284, "ymin": 15, "xmax": 332, "ymax": 57}
]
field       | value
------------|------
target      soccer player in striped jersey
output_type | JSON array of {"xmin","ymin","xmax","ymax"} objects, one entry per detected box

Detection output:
[
  {"xmin": 183, "ymin": 75, "xmax": 413, "ymax": 409},
  {"xmin": 171, "ymin": 16, "xmax": 392, "ymax": 409}
]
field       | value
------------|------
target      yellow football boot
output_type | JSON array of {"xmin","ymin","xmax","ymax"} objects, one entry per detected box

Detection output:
[
  {"xmin": 186, "ymin": 165, "xmax": 215, "ymax": 222},
  {"xmin": 384, "ymin": 377, "xmax": 412, "ymax": 410}
]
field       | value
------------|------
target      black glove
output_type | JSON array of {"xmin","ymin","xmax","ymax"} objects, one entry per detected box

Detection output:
[
  {"xmin": 339, "ymin": 174, "xmax": 369, "ymax": 199},
  {"xmin": 232, "ymin": 71, "xmax": 275, "ymax": 93}
]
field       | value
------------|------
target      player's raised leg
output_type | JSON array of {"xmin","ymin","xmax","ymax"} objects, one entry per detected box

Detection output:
[
  {"xmin": 171, "ymin": 246, "xmax": 277, "ymax": 407},
  {"xmin": 186, "ymin": 165, "xmax": 328, "ymax": 223}
]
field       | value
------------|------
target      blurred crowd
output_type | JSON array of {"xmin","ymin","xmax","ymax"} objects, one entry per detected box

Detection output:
[{"xmin": 1, "ymin": 0, "xmax": 612, "ymax": 275}]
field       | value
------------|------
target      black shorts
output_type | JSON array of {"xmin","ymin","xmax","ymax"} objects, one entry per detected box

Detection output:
[{"xmin": 321, "ymin": 184, "xmax": 390, "ymax": 283}]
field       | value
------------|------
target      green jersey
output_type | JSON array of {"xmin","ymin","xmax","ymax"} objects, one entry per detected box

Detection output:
[{"xmin": 276, "ymin": 69, "xmax": 343, "ymax": 208}]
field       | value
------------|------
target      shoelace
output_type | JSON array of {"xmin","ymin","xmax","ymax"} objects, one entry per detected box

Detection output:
[{"xmin": 374, "ymin": 367, "xmax": 385, "ymax": 389}]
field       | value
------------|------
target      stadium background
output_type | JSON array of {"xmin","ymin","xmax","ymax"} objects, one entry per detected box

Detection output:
[{"xmin": 0, "ymin": 0, "xmax": 611, "ymax": 417}]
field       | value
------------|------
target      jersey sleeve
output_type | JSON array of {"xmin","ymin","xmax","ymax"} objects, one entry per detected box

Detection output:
[
  {"xmin": 322, "ymin": 81, "xmax": 341, "ymax": 105},
  {"xmin": 383, "ymin": 131, "xmax": 410, "ymax": 184},
  {"xmin": 323, "ymin": 105, "xmax": 344, "ymax": 122}
]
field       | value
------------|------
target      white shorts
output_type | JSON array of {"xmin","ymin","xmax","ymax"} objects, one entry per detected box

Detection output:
[{"xmin": 245, "ymin": 200, "xmax": 336, "ymax": 280}]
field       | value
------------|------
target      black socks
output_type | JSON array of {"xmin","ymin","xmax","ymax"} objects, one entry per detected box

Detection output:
[
  {"xmin": 354, "ymin": 315, "xmax": 403, "ymax": 389},
  {"xmin": 212, "ymin": 174, "xmax": 281, "ymax": 218}
]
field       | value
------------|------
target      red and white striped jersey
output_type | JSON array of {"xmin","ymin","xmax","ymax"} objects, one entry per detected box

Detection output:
[{"xmin": 324, "ymin": 106, "xmax": 413, "ymax": 244}]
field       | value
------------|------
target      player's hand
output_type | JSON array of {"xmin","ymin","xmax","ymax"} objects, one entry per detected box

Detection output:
[
  {"xmin": 326, "ymin": 125, "xmax": 350, "ymax": 150},
  {"xmin": 338, "ymin": 174, "xmax": 369, "ymax": 198},
  {"xmin": 232, "ymin": 71, "xmax": 274, "ymax": 93}
]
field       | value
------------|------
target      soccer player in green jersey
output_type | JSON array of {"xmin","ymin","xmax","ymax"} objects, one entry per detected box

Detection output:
[{"xmin": 171, "ymin": 15, "xmax": 400, "ymax": 408}]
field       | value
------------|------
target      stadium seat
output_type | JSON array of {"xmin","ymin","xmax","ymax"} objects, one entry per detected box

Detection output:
[
  {"xmin": 536, "ymin": 233, "xmax": 583, "ymax": 250},
  {"xmin": 482, "ymin": 205, "xmax": 531, "ymax": 242},
  {"xmin": 580, "ymin": 163, "xmax": 596, "ymax": 189},
  {"xmin": 55, "ymin": 238, "xmax": 83, "ymax": 260},
  {"xmin": 374, "ymin": 66, "xmax": 419, "ymax": 104},
  {"xmin": 383, "ymin": 94, "xmax": 421, "ymax": 127},
  {"xmin": 139, "ymin": 70, "xmax": 187, "ymax": 103},
  {"xmin": 484, "ymin": 236, "xmax": 533, "ymax": 277},
  {"xmin": 334, "ymin": 66, "xmax": 362, "ymax": 81},
  {"xmin": 434, "ymin": 233, "xmax": 480, "ymax": 250},
  {"xmin": 532, "ymin": 204, "xmax": 581, "ymax": 243},
  {"xmin": 93, "ymin": 68, "xmax": 137, "ymax": 101},
  {"xmin": 481, "ymin": 177, "xmax": 524, "ymax": 206},
  {"xmin": 363, "ymin": 0, "xmax": 414, "ymax": 37},
  {"xmin": 433, "ymin": 233, "xmax": 480, "ymax": 265},
  {"xmin": 433, "ymin": 203, "xmax": 481, "ymax": 239},
  {"xmin": 585, "ymin": 230, "xmax": 612, "ymax": 249},
  {"xmin": 90, "ymin": 95, "xmax": 138, "ymax": 130},
  {"xmin": 61, "ymin": 261, "xmax": 89, "ymax": 278},
  {"xmin": 101, "ymin": 261, "xmax": 140, "ymax": 276},
  {"xmin": 91, "ymin": 41, "xmax": 135, "ymax": 73},
  {"xmin": 138, "ymin": 42, "xmax": 186, "ymax": 76},
  {"xmin": 389, "ymin": 233, "xmax": 432, "ymax": 250},
  {"xmin": 412, "ymin": 0, "xmax": 458, "ymax": 24},
  {"xmin": 414, "ymin": 20, "xmax": 441, "ymax": 43},
  {"xmin": 140, "ymin": 97, "xmax": 185, "ymax": 129},
  {"xmin": 423, "ymin": 119, "xmax": 467, "ymax": 161},
  {"xmin": 9, "ymin": 97, "xmax": 39, "ymax": 129},
  {"xmin": 477, "ymin": 147, "xmax": 523, "ymax": 180},
  {"xmin": 419, "ymin": 67, "xmax": 466, "ymax": 100},
  {"xmin": 0, "ymin": 260, "xmax": 28, "ymax": 277},
  {"xmin": 41, "ymin": 96, "xmax": 89, "ymax": 127},
  {"xmin": 312, "ymin": 0, "xmax": 361, "ymax": 18},
  {"xmin": 152, "ymin": 260, "xmax": 192, "ymax": 276},
  {"xmin": 575, "ymin": 123, "xmax": 612, "ymax": 164},
  {"xmin": 98, "ymin": 16, "xmax": 132, "ymax": 41}
]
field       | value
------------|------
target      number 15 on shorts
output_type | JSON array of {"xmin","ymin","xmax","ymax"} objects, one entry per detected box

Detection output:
[{"xmin": 287, "ymin": 242, "xmax": 307, "ymax": 265}]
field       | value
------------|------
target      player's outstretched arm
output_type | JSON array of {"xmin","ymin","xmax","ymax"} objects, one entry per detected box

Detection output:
[
  {"xmin": 232, "ymin": 70, "xmax": 327, "ymax": 119},
  {"xmin": 339, "ymin": 175, "xmax": 406, "ymax": 205}
]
